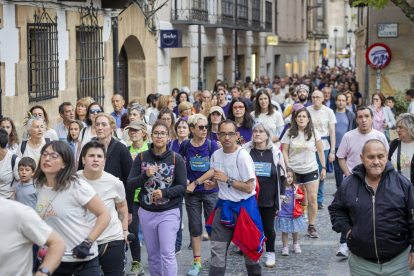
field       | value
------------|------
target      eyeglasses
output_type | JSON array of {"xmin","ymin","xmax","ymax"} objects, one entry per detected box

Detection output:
[
  {"xmin": 161, "ymin": 117, "xmax": 172, "ymax": 122},
  {"xmin": 373, "ymin": 98, "xmax": 380, "ymax": 101},
  {"xmin": 219, "ymin": 132, "xmax": 236, "ymax": 137},
  {"xmin": 89, "ymin": 109, "xmax": 102, "ymax": 114},
  {"xmin": 232, "ymin": 106, "xmax": 245, "ymax": 110},
  {"xmin": 152, "ymin": 131, "xmax": 168, "ymax": 137},
  {"xmin": 198, "ymin": 125, "xmax": 209, "ymax": 130},
  {"xmin": 42, "ymin": 152, "xmax": 60, "ymax": 160},
  {"xmin": 253, "ymin": 129, "xmax": 265, "ymax": 134},
  {"xmin": 312, "ymin": 96, "xmax": 323, "ymax": 99}
]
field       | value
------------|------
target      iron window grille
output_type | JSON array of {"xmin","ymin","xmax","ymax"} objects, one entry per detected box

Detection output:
[
  {"xmin": 192, "ymin": 0, "xmax": 208, "ymax": 21},
  {"xmin": 237, "ymin": 0, "xmax": 249, "ymax": 27},
  {"xmin": 27, "ymin": 8, "xmax": 59, "ymax": 103},
  {"xmin": 76, "ymin": 4, "xmax": 104, "ymax": 106},
  {"xmin": 315, "ymin": 0, "xmax": 325, "ymax": 29},
  {"xmin": 265, "ymin": 1, "xmax": 272, "ymax": 31},
  {"xmin": 252, "ymin": 0, "xmax": 262, "ymax": 29}
]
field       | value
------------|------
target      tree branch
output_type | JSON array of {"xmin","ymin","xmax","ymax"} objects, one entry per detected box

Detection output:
[{"xmin": 390, "ymin": 0, "xmax": 414, "ymax": 22}]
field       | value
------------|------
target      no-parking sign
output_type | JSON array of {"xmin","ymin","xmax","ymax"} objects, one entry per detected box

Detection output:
[{"xmin": 366, "ymin": 43, "xmax": 392, "ymax": 69}]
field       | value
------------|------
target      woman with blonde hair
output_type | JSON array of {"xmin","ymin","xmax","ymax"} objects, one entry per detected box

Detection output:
[
  {"xmin": 149, "ymin": 95, "xmax": 175, "ymax": 125},
  {"xmin": 30, "ymin": 105, "xmax": 59, "ymax": 141},
  {"xmin": 200, "ymin": 100, "xmax": 215, "ymax": 118},
  {"xmin": 0, "ymin": 117, "xmax": 20, "ymax": 154},
  {"xmin": 344, "ymin": 91, "xmax": 357, "ymax": 114},
  {"xmin": 75, "ymin": 97, "xmax": 94, "ymax": 123},
  {"xmin": 157, "ymin": 107, "xmax": 177, "ymax": 141},
  {"xmin": 178, "ymin": 101, "xmax": 194, "ymax": 118}
]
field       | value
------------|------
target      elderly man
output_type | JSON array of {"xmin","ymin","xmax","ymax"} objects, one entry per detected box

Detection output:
[
  {"xmin": 278, "ymin": 78, "xmax": 289, "ymax": 94},
  {"xmin": 307, "ymin": 90, "xmax": 336, "ymax": 210},
  {"xmin": 322, "ymin": 87, "xmax": 336, "ymax": 111},
  {"xmin": 111, "ymin": 94, "xmax": 127, "ymax": 129},
  {"xmin": 329, "ymin": 140, "xmax": 414, "ymax": 275},
  {"xmin": 54, "ymin": 102, "xmax": 75, "ymax": 141}
]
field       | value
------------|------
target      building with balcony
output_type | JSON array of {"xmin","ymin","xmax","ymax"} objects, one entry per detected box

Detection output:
[{"xmin": 157, "ymin": 0, "xmax": 311, "ymax": 93}]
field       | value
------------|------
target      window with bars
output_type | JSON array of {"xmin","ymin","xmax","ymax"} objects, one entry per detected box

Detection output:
[
  {"xmin": 76, "ymin": 8, "xmax": 104, "ymax": 106},
  {"xmin": 315, "ymin": 0, "xmax": 325, "ymax": 29},
  {"xmin": 221, "ymin": 0, "xmax": 234, "ymax": 25},
  {"xmin": 237, "ymin": 0, "xmax": 248, "ymax": 27},
  {"xmin": 192, "ymin": 0, "xmax": 208, "ymax": 21},
  {"xmin": 252, "ymin": 0, "xmax": 261, "ymax": 28},
  {"xmin": 27, "ymin": 11, "xmax": 59, "ymax": 103},
  {"xmin": 265, "ymin": 1, "xmax": 272, "ymax": 31}
]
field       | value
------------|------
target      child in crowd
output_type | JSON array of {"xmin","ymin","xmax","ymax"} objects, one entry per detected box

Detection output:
[
  {"xmin": 13, "ymin": 157, "xmax": 38, "ymax": 272},
  {"xmin": 386, "ymin": 96, "xmax": 397, "ymax": 119},
  {"xmin": 67, "ymin": 120, "xmax": 83, "ymax": 167},
  {"xmin": 276, "ymin": 167, "xmax": 307, "ymax": 256}
]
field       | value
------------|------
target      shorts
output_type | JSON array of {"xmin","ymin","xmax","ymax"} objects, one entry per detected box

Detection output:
[{"xmin": 295, "ymin": 170, "xmax": 319, "ymax": 184}]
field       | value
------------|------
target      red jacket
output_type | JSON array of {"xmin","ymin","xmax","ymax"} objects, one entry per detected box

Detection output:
[{"xmin": 292, "ymin": 185, "xmax": 305, "ymax": 218}]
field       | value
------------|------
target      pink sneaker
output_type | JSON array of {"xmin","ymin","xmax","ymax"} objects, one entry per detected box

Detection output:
[
  {"xmin": 281, "ymin": 246, "xmax": 289, "ymax": 256},
  {"xmin": 293, "ymin": 243, "xmax": 301, "ymax": 254}
]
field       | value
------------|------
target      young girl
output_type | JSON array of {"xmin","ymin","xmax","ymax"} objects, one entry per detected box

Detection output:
[
  {"xmin": 67, "ymin": 120, "xmax": 84, "ymax": 167},
  {"xmin": 276, "ymin": 167, "xmax": 307, "ymax": 256}
]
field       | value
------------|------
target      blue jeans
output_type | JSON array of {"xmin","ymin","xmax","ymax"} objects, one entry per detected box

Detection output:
[
  {"xmin": 316, "ymin": 150, "xmax": 329, "ymax": 204},
  {"xmin": 333, "ymin": 148, "xmax": 344, "ymax": 189}
]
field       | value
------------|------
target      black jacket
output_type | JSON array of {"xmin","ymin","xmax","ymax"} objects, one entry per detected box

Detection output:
[
  {"xmin": 127, "ymin": 145, "xmax": 186, "ymax": 212},
  {"xmin": 334, "ymin": 109, "xmax": 357, "ymax": 132},
  {"xmin": 328, "ymin": 161, "xmax": 414, "ymax": 264},
  {"xmin": 78, "ymin": 138, "xmax": 134, "ymax": 213}
]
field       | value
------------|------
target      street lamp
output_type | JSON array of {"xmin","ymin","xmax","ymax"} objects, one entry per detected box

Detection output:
[
  {"xmin": 344, "ymin": 15, "xmax": 348, "ymax": 50},
  {"xmin": 348, "ymin": 29, "xmax": 353, "ymax": 67},
  {"xmin": 334, "ymin": 28, "xmax": 338, "ymax": 67}
]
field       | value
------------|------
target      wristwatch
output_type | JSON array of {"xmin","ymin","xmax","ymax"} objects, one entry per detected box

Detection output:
[
  {"xmin": 37, "ymin": 267, "xmax": 51, "ymax": 276},
  {"xmin": 321, "ymin": 166, "xmax": 327, "ymax": 170},
  {"xmin": 330, "ymin": 149, "xmax": 336, "ymax": 154},
  {"xmin": 194, "ymin": 180, "xmax": 200, "ymax": 186},
  {"xmin": 227, "ymin": 177, "xmax": 234, "ymax": 188}
]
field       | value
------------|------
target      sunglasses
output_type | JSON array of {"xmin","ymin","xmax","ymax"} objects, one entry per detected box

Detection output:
[
  {"xmin": 198, "ymin": 125, "xmax": 209, "ymax": 130},
  {"xmin": 89, "ymin": 109, "xmax": 103, "ymax": 114}
]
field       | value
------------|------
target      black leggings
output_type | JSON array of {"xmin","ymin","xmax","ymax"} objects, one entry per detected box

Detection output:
[
  {"xmin": 98, "ymin": 240, "xmax": 125, "ymax": 276},
  {"xmin": 52, "ymin": 257, "xmax": 100, "ymax": 276},
  {"xmin": 129, "ymin": 202, "xmax": 141, "ymax": 262},
  {"xmin": 259, "ymin": 206, "xmax": 276, "ymax": 253}
]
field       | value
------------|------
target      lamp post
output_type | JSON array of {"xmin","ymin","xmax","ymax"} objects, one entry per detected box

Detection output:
[
  {"xmin": 334, "ymin": 28, "xmax": 338, "ymax": 67},
  {"xmin": 348, "ymin": 29, "xmax": 352, "ymax": 68},
  {"xmin": 345, "ymin": 15, "xmax": 348, "ymax": 49}
]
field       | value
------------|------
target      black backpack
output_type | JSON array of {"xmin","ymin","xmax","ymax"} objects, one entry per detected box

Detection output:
[
  {"xmin": 388, "ymin": 139, "xmax": 414, "ymax": 185},
  {"xmin": 10, "ymin": 154, "xmax": 17, "ymax": 187}
]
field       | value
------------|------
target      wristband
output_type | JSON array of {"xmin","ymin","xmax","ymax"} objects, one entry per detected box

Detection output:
[
  {"xmin": 321, "ymin": 166, "xmax": 327, "ymax": 170},
  {"xmin": 123, "ymin": 230, "xmax": 128, "ymax": 232},
  {"xmin": 83, "ymin": 237, "xmax": 93, "ymax": 248}
]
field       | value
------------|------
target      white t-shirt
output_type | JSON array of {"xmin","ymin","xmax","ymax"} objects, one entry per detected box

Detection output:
[
  {"xmin": 337, "ymin": 128, "xmax": 389, "ymax": 173},
  {"xmin": 279, "ymin": 85, "xmax": 290, "ymax": 94},
  {"xmin": 210, "ymin": 147, "xmax": 256, "ymax": 202},
  {"xmin": 0, "ymin": 199, "xmax": 53, "ymax": 276},
  {"xmin": 79, "ymin": 126, "xmax": 97, "ymax": 149},
  {"xmin": 272, "ymin": 92, "xmax": 286, "ymax": 104},
  {"xmin": 44, "ymin": 128, "xmax": 59, "ymax": 141},
  {"xmin": 281, "ymin": 130, "xmax": 321, "ymax": 174},
  {"xmin": 251, "ymin": 111, "xmax": 284, "ymax": 146},
  {"xmin": 77, "ymin": 171, "xmax": 125, "ymax": 245},
  {"xmin": 17, "ymin": 138, "xmax": 47, "ymax": 165},
  {"xmin": 391, "ymin": 141, "xmax": 414, "ymax": 180},
  {"xmin": 407, "ymin": 101, "xmax": 414, "ymax": 114},
  {"xmin": 35, "ymin": 179, "xmax": 98, "ymax": 262},
  {"xmin": 0, "ymin": 151, "xmax": 20, "ymax": 198},
  {"xmin": 307, "ymin": 105, "xmax": 336, "ymax": 150},
  {"xmin": 8, "ymin": 143, "xmax": 18, "ymax": 155}
]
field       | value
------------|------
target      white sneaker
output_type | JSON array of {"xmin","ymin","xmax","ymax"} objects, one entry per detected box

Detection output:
[
  {"xmin": 265, "ymin": 252, "xmax": 276, "ymax": 268},
  {"xmin": 303, "ymin": 211, "xmax": 308, "ymax": 223},
  {"xmin": 336, "ymin": 243, "xmax": 349, "ymax": 258},
  {"xmin": 181, "ymin": 222, "xmax": 184, "ymax": 230}
]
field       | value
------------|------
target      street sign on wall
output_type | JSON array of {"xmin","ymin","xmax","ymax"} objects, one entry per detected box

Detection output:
[
  {"xmin": 267, "ymin": 36, "xmax": 279, "ymax": 46},
  {"xmin": 366, "ymin": 43, "xmax": 392, "ymax": 69},
  {"xmin": 160, "ymin": 30, "xmax": 182, "ymax": 49},
  {"xmin": 378, "ymin": 23, "xmax": 398, "ymax": 38}
]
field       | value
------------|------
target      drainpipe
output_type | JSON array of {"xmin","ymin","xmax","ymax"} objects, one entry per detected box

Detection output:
[
  {"xmin": 235, "ymin": 29, "xmax": 238, "ymax": 83},
  {"xmin": 112, "ymin": 16, "xmax": 120, "ymax": 95},
  {"xmin": 198, "ymin": 25, "xmax": 203, "ymax": 91},
  {"xmin": 363, "ymin": 7, "xmax": 369, "ymax": 104}
]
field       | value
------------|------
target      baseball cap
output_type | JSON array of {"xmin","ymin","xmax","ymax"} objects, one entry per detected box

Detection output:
[
  {"xmin": 124, "ymin": 120, "xmax": 147, "ymax": 131},
  {"xmin": 209, "ymin": 106, "xmax": 226, "ymax": 119}
]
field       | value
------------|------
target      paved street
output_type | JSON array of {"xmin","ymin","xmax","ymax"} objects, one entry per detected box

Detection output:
[{"xmin": 126, "ymin": 173, "xmax": 350, "ymax": 276}]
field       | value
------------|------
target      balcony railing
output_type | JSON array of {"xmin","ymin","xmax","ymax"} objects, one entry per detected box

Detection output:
[{"xmin": 171, "ymin": 0, "xmax": 270, "ymax": 31}]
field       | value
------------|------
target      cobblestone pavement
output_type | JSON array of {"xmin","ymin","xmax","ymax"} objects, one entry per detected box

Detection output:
[{"xmin": 127, "ymin": 174, "xmax": 350, "ymax": 275}]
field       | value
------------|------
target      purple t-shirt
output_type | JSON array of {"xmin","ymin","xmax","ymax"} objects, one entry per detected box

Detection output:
[
  {"xmin": 209, "ymin": 132, "xmax": 220, "ymax": 143},
  {"xmin": 178, "ymin": 139, "xmax": 219, "ymax": 193},
  {"xmin": 168, "ymin": 139, "xmax": 182, "ymax": 153},
  {"xmin": 221, "ymin": 102, "xmax": 230, "ymax": 117},
  {"xmin": 173, "ymin": 106, "xmax": 179, "ymax": 117},
  {"xmin": 237, "ymin": 126, "xmax": 252, "ymax": 145},
  {"xmin": 278, "ymin": 187, "xmax": 294, "ymax": 217}
]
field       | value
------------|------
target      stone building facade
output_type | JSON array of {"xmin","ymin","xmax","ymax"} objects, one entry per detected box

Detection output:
[{"xmin": 0, "ymin": 1, "xmax": 157, "ymax": 134}]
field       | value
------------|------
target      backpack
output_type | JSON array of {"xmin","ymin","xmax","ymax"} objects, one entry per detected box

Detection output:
[
  {"xmin": 10, "ymin": 154, "xmax": 17, "ymax": 187},
  {"xmin": 388, "ymin": 139, "xmax": 414, "ymax": 184},
  {"xmin": 182, "ymin": 139, "xmax": 212, "ymax": 158},
  {"xmin": 20, "ymin": 138, "xmax": 51, "ymax": 155}
]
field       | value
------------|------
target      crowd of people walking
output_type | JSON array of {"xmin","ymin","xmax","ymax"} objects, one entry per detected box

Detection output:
[{"xmin": 2, "ymin": 65, "xmax": 414, "ymax": 276}]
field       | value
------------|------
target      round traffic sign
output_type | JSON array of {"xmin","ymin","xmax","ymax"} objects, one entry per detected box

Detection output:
[{"xmin": 366, "ymin": 43, "xmax": 392, "ymax": 69}]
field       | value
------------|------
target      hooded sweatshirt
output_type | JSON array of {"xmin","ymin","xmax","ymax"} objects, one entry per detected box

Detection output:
[{"xmin": 127, "ymin": 145, "xmax": 187, "ymax": 212}]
